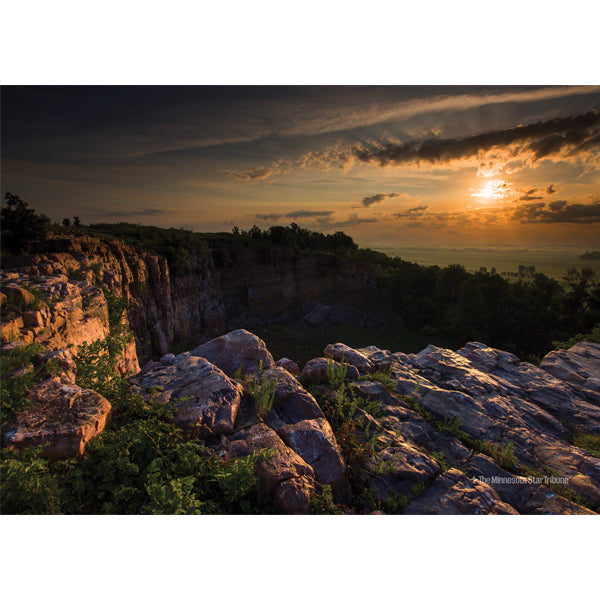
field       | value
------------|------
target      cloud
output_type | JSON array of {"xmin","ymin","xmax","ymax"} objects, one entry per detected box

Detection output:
[
  {"xmin": 394, "ymin": 205, "xmax": 429, "ymax": 218},
  {"xmin": 284, "ymin": 210, "xmax": 335, "ymax": 219},
  {"xmin": 352, "ymin": 110, "xmax": 600, "ymax": 171},
  {"xmin": 518, "ymin": 187, "xmax": 544, "ymax": 201},
  {"xmin": 330, "ymin": 213, "xmax": 381, "ymax": 227},
  {"xmin": 362, "ymin": 192, "xmax": 411, "ymax": 207},
  {"xmin": 512, "ymin": 199, "xmax": 600, "ymax": 224},
  {"xmin": 225, "ymin": 159, "xmax": 289, "ymax": 182},
  {"xmin": 516, "ymin": 183, "xmax": 562, "ymax": 201},
  {"xmin": 255, "ymin": 213, "xmax": 283, "ymax": 221}
]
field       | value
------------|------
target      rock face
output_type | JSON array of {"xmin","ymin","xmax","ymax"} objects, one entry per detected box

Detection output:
[
  {"xmin": 2, "ymin": 380, "xmax": 111, "ymax": 458},
  {"xmin": 2, "ymin": 233, "xmax": 376, "ymax": 364},
  {"xmin": 0, "ymin": 272, "xmax": 138, "ymax": 375}
]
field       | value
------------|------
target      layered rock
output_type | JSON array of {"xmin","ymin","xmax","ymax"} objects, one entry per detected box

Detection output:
[
  {"xmin": 0, "ymin": 272, "xmax": 138, "ymax": 375},
  {"xmin": 2, "ymin": 380, "xmax": 111, "ymax": 458}
]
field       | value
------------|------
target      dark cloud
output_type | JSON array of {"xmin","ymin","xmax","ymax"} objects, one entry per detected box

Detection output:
[
  {"xmin": 548, "ymin": 200, "xmax": 568, "ymax": 211},
  {"xmin": 331, "ymin": 213, "xmax": 380, "ymax": 227},
  {"xmin": 394, "ymin": 205, "xmax": 429, "ymax": 218},
  {"xmin": 518, "ymin": 187, "xmax": 544, "ymax": 201},
  {"xmin": 284, "ymin": 210, "xmax": 335, "ymax": 218},
  {"xmin": 517, "ymin": 184, "xmax": 562, "ymax": 201},
  {"xmin": 512, "ymin": 199, "xmax": 600, "ymax": 224},
  {"xmin": 353, "ymin": 110, "xmax": 600, "ymax": 168},
  {"xmin": 255, "ymin": 213, "xmax": 283, "ymax": 221},
  {"xmin": 226, "ymin": 166, "xmax": 277, "ymax": 181},
  {"xmin": 362, "ymin": 192, "xmax": 405, "ymax": 207}
]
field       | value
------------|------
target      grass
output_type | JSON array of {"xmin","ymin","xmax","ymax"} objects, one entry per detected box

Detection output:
[{"xmin": 571, "ymin": 431, "xmax": 600, "ymax": 459}]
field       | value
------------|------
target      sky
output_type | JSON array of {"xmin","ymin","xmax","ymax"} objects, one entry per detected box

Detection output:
[{"xmin": 2, "ymin": 85, "xmax": 600, "ymax": 249}]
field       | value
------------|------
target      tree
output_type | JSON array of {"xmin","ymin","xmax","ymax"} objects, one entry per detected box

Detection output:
[
  {"xmin": 1, "ymin": 193, "xmax": 51, "ymax": 254},
  {"xmin": 73, "ymin": 216, "xmax": 81, "ymax": 227},
  {"xmin": 62, "ymin": 218, "xmax": 71, "ymax": 227}
]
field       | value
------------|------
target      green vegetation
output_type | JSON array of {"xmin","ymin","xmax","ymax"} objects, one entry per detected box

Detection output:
[
  {"xmin": 1, "ymin": 344, "xmax": 62, "ymax": 424},
  {"xmin": 363, "ymin": 368, "xmax": 394, "ymax": 390},
  {"xmin": 310, "ymin": 382, "xmax": 381, "ymax": 478},
  {"xmin": 244, "ymin": 365, "xmax": 277, "ymax": 418},
  {"xmin": 552, "ymin": 323, "xmax": 600, "ymax": 350},
  {"xmin": 1, "ymin": 396, "xmax": 275, "ymax": 514},
  {"xmin": 326, "ymin": 357, "xmax": 348, "ymax": 389},
  {"xmin": 571, "ymin": 432, "xmax": 600, "ymax": 459},
  {"xmin": 1, "ymin": 318, "xmax": 276, "ymax": 515}
]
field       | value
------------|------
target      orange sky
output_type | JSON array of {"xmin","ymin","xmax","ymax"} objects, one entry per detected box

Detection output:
[{"xmin": 2, "ymin": 86, "xmax": 600, "ymax": 248}]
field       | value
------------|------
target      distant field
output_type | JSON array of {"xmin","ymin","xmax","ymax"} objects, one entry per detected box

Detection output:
[{"xmin": 371, "ymin": 245, "xmax": 600, "ymax": 280}]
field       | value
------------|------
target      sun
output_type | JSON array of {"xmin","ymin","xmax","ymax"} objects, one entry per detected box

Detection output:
[{"xmin": 470, "ymin": 179, "xmax": 510, "ymax": 203}]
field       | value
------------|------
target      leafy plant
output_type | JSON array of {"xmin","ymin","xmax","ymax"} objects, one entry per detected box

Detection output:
[
  {"xmin": 326, "ymin": 356, "xmax": 348, "ymax": 389},
  {"xmin": 245, "ymin": 368, "xmax": 277, "ymax": 419},
  {"xmin": 309, "ymin": 484, "xmax": 345, "ymax": 514},
  {"xmin": 1, "ymin": 344, "xmax": 61, "ymax": 424}
]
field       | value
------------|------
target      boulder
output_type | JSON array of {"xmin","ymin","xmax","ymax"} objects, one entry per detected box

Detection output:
[
  {"xmin": 190, "ymin": 329, "xmax": 275, "ymax": 377},
  {"xmin": 275, "ymin": 357, "xmax": 300, "ymax": 375},
  {"xmin": 264, "ymin": 366, "xmax": 325, "ymax": 423},
  {"xmin": 129, "ymin": 354, "xmax": 243, "ymax": 437},
  {"xmin": 324, "ymin": 342, "xmax": 374, "ymax": 374},
  {"xmin": 539, "ymin": 342, "xmax": 600, "ymax": 406},
  {"xmin": 300, "ymin": 357, "xmax": 359, "ymax": 383},
  {"xmin": 277, "ymin": 417, "xmax": 350, "ymax": 501},
  {"xmin": 215, "ymin": 421, "xmax": 318, "ymax": 514},
  {"xmin": 2, "ymin": 380, "xmax": 111, "ymax": 458}
]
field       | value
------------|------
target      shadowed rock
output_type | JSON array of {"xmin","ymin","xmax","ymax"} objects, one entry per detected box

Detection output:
[
  {"xmin": 275, "ymin": 357, "xmax": 299, "ymax": 375},
  {"xmin": 539, "ymin": 342, "xmax": 600, "ymax": 406}
]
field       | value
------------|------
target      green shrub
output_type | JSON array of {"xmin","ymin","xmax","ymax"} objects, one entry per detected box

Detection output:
[
  {"xmin": 246, "ymin": 373, "xmax": 277, "ymax": 418},
  {"xmin": 326, "ymin": 357, "xmax": 348, "ymax": 389},
  {"xmin": 0, "ymin": 344, "xmax": 61, "ymax": 424},
  {"xmin": 571, "ymin": 432, "xmax": 600, "ymax": 458}
]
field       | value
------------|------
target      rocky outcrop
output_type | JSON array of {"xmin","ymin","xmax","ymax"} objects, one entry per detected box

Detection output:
[
  {"xmin": 2, "ymin": 379, "xmax": 111, "ymax": 458},
  {"xmin": 0, "ymin": 272, "xmax": 138, "ymax": 374}
]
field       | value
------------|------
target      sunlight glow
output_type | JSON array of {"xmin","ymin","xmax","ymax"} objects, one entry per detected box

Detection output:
[{"xmin": 470, "ymin": 179, "xmax": 510, "ymax": 202}]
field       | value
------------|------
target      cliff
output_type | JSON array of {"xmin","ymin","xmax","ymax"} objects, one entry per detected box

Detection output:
[{"xmin": 1, "ymin": 232, "xmax": 376, "ymax": 363}]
